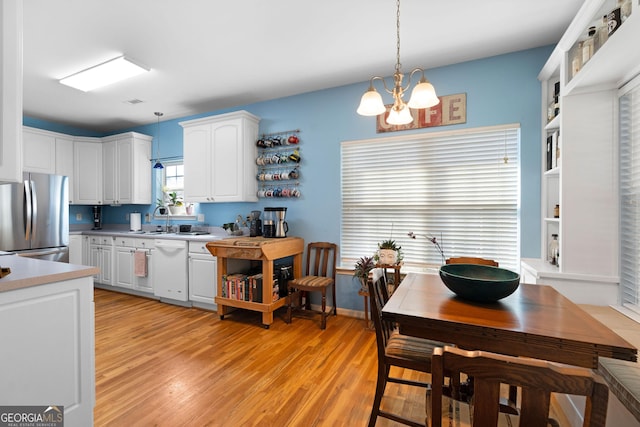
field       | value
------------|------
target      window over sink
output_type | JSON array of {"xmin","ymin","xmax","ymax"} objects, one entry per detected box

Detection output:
[{"xmin": 156, "ymin": 161, "xmax": 193, "ymax": 217}]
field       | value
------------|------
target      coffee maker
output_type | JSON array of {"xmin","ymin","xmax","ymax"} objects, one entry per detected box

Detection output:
[
  {"xmin": 263, "ymin": 207, "xmax": 288, "ymax": 238},
  {"xmin": 274, "ymin": 207, "xmax": 288, "ymax": 238},
  {"xmin": 92, "ymin": 205, "xmax": 102, "ymax": 230}
]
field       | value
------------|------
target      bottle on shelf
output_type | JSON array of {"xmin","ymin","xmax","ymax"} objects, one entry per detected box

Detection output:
[
  {"xmin": 596, "ymin": 15, "xmax": 608, "ymax": 51},
  {"xmin": 571, "ymin": 42, "xmax": 583, "ymax": 78},
  {"xmin": 582, "ymin": 26, "xmax": 596, "ymax": 65},
  {"xmin": 548, "ymin": 234, "xmax": 560, "ymax": 266}
]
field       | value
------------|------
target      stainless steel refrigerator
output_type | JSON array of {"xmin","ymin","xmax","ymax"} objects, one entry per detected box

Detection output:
[{"xmin": 0, "ymin": 172, "xmax": 69, "ymax": 262}]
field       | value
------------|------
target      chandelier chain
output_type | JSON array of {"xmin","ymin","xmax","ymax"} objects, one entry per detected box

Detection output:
[{"xmin": 395, "ymin": 0, "xmax": 402, "ymax": 73}]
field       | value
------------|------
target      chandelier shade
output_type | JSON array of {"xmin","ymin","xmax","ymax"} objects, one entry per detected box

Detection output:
[
  {"xmin": 357, "ymin": 0, "xmax": 439, "ymax": 124},
  {"xmin": 356, "ymin": 85, "xmax": 386, "ymax": 116}
]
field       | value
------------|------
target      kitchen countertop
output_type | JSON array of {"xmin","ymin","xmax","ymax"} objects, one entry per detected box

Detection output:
[
  {"xmin": 0, "ymin": 255, "xmax": 99, "ymax": 293},
  {"xmin": 78, "ymin": 228, "xmax": 235, "ymax": 242}
]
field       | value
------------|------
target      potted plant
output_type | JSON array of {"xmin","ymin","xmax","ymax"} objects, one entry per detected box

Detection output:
[
  {"xmin": 375, "ymin": 239, "xmax": 403, "ymax": 265},
  {"xmin": 156, "ymin": 198, "xmax": 167, "ymax": 215},
  {"xmin": 354, "ymin": 256, "xmax": 375, "ymax": 292},
  {"xmin": 167, "ymin": 191, "xmax": 185, "ymax": 215}
]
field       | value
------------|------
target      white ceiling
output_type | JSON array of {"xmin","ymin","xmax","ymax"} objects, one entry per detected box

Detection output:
[{"xmin": 23, "ymin": 0, "xmax": 585, "ymax": 133}]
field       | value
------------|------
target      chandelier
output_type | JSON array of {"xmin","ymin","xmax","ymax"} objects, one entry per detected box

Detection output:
[{"xmin": 357, "ymin": 0, "xmax": 439, "ymax": 125}]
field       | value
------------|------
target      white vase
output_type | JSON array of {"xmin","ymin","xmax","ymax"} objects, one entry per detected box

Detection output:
[{"xmin": 169, "ymin": 205, "xmax": 185, "ymax": 215}]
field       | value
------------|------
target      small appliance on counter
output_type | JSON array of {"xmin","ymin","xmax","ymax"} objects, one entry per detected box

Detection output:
[
  {"xmin": 92, "ymin": 205, "xmax": 102, "ymax": 230},
  {"xmin": 264, "ymin": 207, "xmax": 288, "ymax": 238},
  {"xmin": 249, "ymin": 210, "xmax": 262, "ymax": 237}
]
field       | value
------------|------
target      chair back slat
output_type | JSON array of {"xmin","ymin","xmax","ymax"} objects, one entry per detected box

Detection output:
[
  {"xmin": 306, "ymin": 242, "xmax": 337, "ymax": 279},
  {"xmin": 368, "ymin": 268, "xmax": 395, "ymax": 353},
  {"xmin": 445, "ymin": 256, "xmax": 499, "ymax": 267}
]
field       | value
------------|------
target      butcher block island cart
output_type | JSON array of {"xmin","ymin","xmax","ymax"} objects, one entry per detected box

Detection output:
[{"xmin": 206, "ymin": 236, "xmax": 304, "ymax": 328}]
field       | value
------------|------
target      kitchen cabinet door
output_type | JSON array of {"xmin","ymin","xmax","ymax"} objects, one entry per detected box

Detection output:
[
  {"xmin": 55, "ymin": 136, "xmax": 75, "ymax": 203},
  {"xmin": 114, "ymin": 245, "xmax": 135, "ymax": 289},
  {"xmin": 74, "ymin": 138, "xmax": 103, "ymax": 205},
  {"xmin": 189, "ymin": 241, "xmax": 217, "ymax": 306},
  {"xmin": 102, "ymin": 133, "xmax": 151, "ymax": 205},
  {"xmin": 181, "ymin": 110, "xmax": 259, "ymax": 203},
  {"xmin": 23, "ymin": 128, "xmax": 55, "ymax": 174},
  {"xmin": 0, "ymin": 1, "xmax": 22, "ymax": 184}
]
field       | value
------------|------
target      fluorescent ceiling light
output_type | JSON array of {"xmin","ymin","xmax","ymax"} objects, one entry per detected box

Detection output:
[{"xmin": 59, "ymin": 55, "xmax": 149, "ymax": 92}]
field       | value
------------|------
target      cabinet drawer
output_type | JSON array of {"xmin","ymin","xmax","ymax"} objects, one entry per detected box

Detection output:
[
  {"xmin": 114, "ymin": 237, "xmax": 136, "ymax": 247},
  {"xmin": 135, "ymin": 239, "xmax": 155, "ymax": 249},
  {"xmin": 89, "ymin": 236, "xmax": 113, "ymax": 246},
  {"xmin": 189, "ymin": 241, "xmax": 213, "ymax": 254}
]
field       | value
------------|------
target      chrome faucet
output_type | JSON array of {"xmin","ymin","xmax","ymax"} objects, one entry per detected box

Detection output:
[{"xmin": 152, "ymin": 206, "xmax": 172, "ymax": 233}]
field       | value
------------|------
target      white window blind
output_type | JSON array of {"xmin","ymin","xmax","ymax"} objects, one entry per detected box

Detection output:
[
  {"xmin": 341, "ymin": 125, "xmax": 520, "ymax": 271},
  {"xmin": 620, "ymin": 76, "xmax": 640, "ymax": 312}
]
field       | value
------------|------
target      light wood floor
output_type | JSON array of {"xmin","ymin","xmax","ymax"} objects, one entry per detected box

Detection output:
[{"xmin": 93, "ymin": 289, "xmax": 429, "ymax": 426}]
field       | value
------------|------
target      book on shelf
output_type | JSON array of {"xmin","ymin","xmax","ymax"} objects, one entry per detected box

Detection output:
[
  {"xmin": 551, "ymin": 130, "xmax": 560, "ymax": 169},
  {"xmin": 221, "ymin": 272, "xmax": 279, "ymax": 304}
]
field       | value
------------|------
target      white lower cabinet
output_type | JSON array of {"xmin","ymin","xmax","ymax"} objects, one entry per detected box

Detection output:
[
  {"xmin": 113, "ymin": 237, "xmax": 155, "ymax": 294},
  {"xmin": 188, "ymin": 241, "xmax": 217, "ymax": 307},
  {"xmin": 0, "ymin": 276, "xmax": 95, "ymax": 426},
  {"xmin": 89, "ymin": 236, "xmax": 113, "ymax": 285},
  {"xmin": 69, "ymin": 234, "xmax": 84, "ymax": 265}
]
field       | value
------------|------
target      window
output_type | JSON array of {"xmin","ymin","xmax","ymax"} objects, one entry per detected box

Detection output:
[
  {"xmin": 619, "ymin": 75, "xmax": 640, "ymax": 313},
  {"xmin": 155, "ymin": 161, "xmax": 186, "ymax": 211},
  {"xmin": 164, "ymin": 162, "xmax": 184, "ymax": 196},
  {"xmin": 341, "ymin": 125, "xmax": 520, "ymax": 271}
]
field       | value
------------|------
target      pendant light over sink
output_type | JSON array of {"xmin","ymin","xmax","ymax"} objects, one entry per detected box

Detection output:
[
  {"xmin": 356, "ymin": 0, "xmax": 439, "ymax": 125},
  {"xmin": 153, "ymin": 112, "xmax": 164, "ymax": 169}
]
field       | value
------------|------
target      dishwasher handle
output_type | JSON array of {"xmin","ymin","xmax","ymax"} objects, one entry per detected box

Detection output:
[{"xmin": 154, "ymin": 240, "xmax": 186, "ymax": 248}]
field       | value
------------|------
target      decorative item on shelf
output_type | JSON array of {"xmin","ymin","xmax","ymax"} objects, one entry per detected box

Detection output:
[
  {"xmin": 354, "ymin": 256, "xmax": 375, "ymax": 292},
  {"xmin": 374, "ymin": 239, "xmax": 403, "ymax": 265},
  {"xmin": 554, "ymin": 204, "xmax": 560, "ymax": 218},
  {"xmin": 356, "ymin": 0, "xmax": 439, "ymax": 126},
  {"xmin": 407, "ymin": 231, "xmax": 445, "ymax": 265},
  {"xmin": 548, "ymin": 234, "xmax": 559, "ymax": 266}
]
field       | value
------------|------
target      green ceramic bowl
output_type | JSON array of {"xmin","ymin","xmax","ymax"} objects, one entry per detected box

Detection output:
[{"xmin": 438, "ymin": 264, "xmax": 520, "ymax": 303}]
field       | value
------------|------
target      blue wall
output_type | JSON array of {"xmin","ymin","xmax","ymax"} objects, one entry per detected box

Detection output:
[{"xmin": 27, "ymin": 45, "xmax": 551, "ymax": 312}]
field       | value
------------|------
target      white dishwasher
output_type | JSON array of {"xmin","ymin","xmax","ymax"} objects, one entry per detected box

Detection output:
[{"xmin": 154, "ymin": 239, "xmax": 188, "ymax": 303}]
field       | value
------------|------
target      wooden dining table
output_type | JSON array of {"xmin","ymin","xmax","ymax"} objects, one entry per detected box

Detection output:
[{"xmin": 382, "ymin": 272, "xmax": 637, "ymax": 369}]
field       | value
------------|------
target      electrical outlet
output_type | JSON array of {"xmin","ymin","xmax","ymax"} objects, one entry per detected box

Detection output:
[
  {"xmin": 145, "ymin": 213, "xmax": 150, "ymax": 223},
  {"xmin": 75, "ymin": 213, "xmax": 82, "ymax": 221},
  {"xmin": 125, "ymin": 213, "xmax": 130, "ymax": 220},
  {"xmin": 197, "ymin": 214, "xmax": 205, "ymax": 222}
]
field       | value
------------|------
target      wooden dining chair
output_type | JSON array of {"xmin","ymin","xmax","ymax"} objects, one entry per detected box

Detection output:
[
  {"xmin": 367, "ymin": 268, "xmax": 446, "ymax": 427},
  {"xmin": 286, "ymin": 242, "xmax": 337, "ymax": 330},
  {"xmin": 445, "ymin": 256, "xmax": 499, "ymax": 267},
  {"xmin": 430, "ymin": 345, "xmax": 609, "ymax": 427}
]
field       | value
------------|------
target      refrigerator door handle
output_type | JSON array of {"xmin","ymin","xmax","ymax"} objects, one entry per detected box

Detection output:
[
  {"xmin": 24, "ymin": 179, "xmax": 33, "ymax": 240},
  {"xmin": 30, "ymin": 179, "xmax": 38, "ymax": 240}
]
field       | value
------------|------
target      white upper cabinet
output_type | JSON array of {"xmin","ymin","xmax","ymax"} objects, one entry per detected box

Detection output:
[
  {"xmin": 0, "ymin": 1, "xmax": 23, "ymax": 183},
  {"xmin": 102, "ymin": 132, "xmax": 152, "ymax": 205},
  {"xmin": 181, "ymin": 110, "xmax": 260, "ymax": 203},
  {"xmin": 23, "ymin": 127, "xmax": 56, "ymax": 174},
  {"xmin": 74, "ymin": 137, "xmax": 103, "ymax": 205}
]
